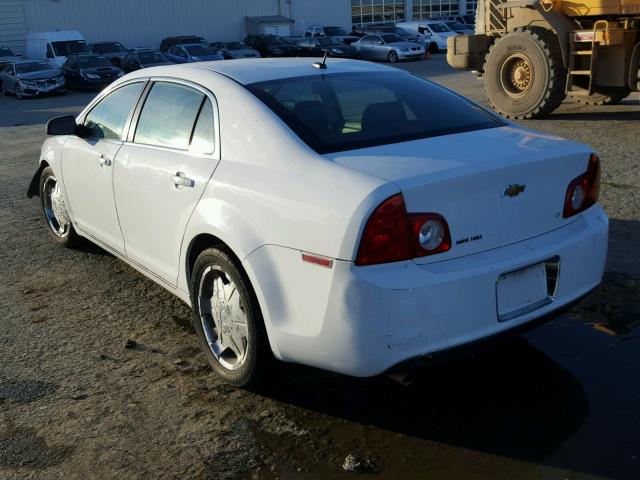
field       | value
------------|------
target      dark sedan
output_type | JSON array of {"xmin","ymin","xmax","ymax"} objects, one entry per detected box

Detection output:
[
  {"xmin": 1, "ymin": 60, "xmax": 66, "ymax": 98},
  {"xmin": 89, "ymin": 41, "xmax": 128, "ymax": 66},
  {"xmin": 120, "ymin": 49, "xmax": 173, "ymax": 72},
  {"xmin": 243, "ymin": 35, "xmax": 300, "ymax": 57},
  {"xmin": 296, "ymin": 37, "xmax": 358, "ymax": 58},
  {"xmin": 61, "ymin": 54, "xmax": 124, "ymax": 91}
]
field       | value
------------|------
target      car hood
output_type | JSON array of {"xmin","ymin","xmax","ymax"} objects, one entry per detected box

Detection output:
[
  {"xmin": 230, "ymin": 49, "xmax": 259, "ymax": 56},
  {"xmin": 17, "ymin": 69, "xmax": 62, "ymax": 80},
  {"xmin": 100, "ymin": 52, "xmax": 126, "ymax": 59},
  {"xmin": 0, "ymin": 55, "xmax": 21, "ymax": 63},
  {"xmin": 140, "ymin": 61, "xmax": 173, "ymax": 67},
  {"xmin": 80, "ymin": 66, "xmax": 122, "ymax": 75},
  {"xmin": 191, "ymin": 54, "xmax": 224, "ymax": 61}
]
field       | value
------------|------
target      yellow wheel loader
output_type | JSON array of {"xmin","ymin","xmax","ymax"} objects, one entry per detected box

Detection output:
[{"xmin": 447, "ymin": 0, "xmax": 640, "ymax": 118}]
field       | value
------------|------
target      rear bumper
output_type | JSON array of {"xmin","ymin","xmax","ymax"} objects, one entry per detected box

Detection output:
[{"xmin": 245, "ymin": 205, "xmax": 608, "ymax": 377}]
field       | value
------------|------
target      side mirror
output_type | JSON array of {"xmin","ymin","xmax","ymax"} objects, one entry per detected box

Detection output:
[{"xmin": 46, "ymin": 115, "xmax": 91, "ymax": 137}]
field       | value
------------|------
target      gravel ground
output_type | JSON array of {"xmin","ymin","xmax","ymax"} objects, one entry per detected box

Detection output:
[{"xmin": 0, "ymin": 57, "xmax": 638, "ymax": 479}]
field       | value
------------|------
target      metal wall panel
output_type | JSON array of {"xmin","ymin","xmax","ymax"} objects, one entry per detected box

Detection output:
[
  {"xmin": 13, "ymin": 0, "xmax": 350, "ymax": 50},
  {"xmin": 0, "ymin": 0, "xmax": 28, "ymax": 52}
]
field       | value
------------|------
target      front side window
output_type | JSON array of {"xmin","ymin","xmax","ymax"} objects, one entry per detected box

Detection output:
[
  {"xmin": 248, "ymin": 72, "xmax": 503, "ymax": 154},
  {"xmin": 84, "ymin": 82, "xmax": 145, "ymax": 140},
  {"xmin": 134, "ymin": 82, "xmax": 205, "ymax": 150}
]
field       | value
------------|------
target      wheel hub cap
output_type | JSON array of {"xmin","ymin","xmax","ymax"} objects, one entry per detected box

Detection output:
[
  {"xmin": 43, "ymin": 176, "xmax": 70, "ymax": 237},
  {"xmin": 198, "ymin": 266, "xmax": 249, "ymax": 371},
  {"xmin": 500, "ymin": 54, "xmax": 533, "ymax": 98}
]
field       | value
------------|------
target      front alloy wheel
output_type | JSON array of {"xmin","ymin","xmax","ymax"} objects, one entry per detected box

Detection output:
[
  {"xmin": 191, "ymin": 247, "xmax": 272, "ymax": 386},
  {"xmin": 388, "ymin": 50, "xmax": 399, "ymax": 63},
  {"xmin": 39, "ymin": 166, "xmax": 79, "ymax": 247}
]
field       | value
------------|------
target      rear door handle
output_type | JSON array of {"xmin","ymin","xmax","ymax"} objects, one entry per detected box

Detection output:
[
  {"xmin": 172, "ymin": 172, "xmax": 195, "ymax": 188},
  {"xmin": 98, "ymin": 154, "xmax": 113, "ymax": 167}
]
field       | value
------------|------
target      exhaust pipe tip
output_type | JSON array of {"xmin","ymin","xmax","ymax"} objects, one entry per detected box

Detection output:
[{"xmin": 386, "ymin": 369, "xmax": 417, "ymax": 387}]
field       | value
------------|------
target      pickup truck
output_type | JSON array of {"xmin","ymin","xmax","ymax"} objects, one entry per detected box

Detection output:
[{"xmin": 303, "ymin": 25, "xmax": 358, "ymax": 45}]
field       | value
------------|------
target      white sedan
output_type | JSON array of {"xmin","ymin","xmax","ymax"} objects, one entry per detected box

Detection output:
[{"xmin": 28, "ymin": 58, "xmax": 608, "ymax": 386}]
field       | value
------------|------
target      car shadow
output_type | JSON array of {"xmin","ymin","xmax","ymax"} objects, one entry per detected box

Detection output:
[
  {"xmin": 541, "ymin": 106, "xmax": 640, "ymax": 121},
  {"xmin": 256, "ymin": 338, "xmax": 590, "ymax": 472}
]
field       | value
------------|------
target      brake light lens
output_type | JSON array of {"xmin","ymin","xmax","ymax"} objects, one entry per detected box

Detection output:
[
  {"xmin": 563, "ymin": 154, "xmax": 600, "ymax": 218},
  {"xmin": 355, "ymin": 193, "xmax": 451, "ymax": 266}
]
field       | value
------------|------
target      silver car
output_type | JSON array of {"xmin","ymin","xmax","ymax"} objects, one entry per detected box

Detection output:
[
  {"xmin": 1, "ymin": 60, "xmax": 66, "ymax": 98},
  {"xmin": 352, "ymin": 33, "xmax": 425, "ymax": 63},
  {"xmin": 210, "ymin": 41, "xmax": 260, "ymax": 59}
]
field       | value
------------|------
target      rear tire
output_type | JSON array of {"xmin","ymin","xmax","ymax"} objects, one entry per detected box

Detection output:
[
  {"xmin": 483, "ymin": 27, "xmax": 566, "ymax": 119},
  {"xmin": 570, "ymin": 89, "xmax": 631, "ymax": 105},
  {"xmin": 190, "ymin": 247, "xmax": 272, "ymax": 387},
  {"xmin": 1, "ymin": 82, "xmax": 9, "ymax": 96}
]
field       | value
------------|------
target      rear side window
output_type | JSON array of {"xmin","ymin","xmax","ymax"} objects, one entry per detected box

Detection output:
[
  {"xmin": 248, "ymin": 71, "xmax": 503, "ymax": 154},
  {"xmin": 84, "ymin": 82, "xmax": 145, "ymax": 140},
  {"xmin": 134, "ymin": 82, "xmax": 205, "ymax": 150},
  {"xmin": 190, "ymin": 98, "xmax": 215, "ymax": 154}
]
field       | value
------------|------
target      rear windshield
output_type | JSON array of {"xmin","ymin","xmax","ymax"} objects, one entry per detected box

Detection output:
[
  {"xmin": 138, "ymin": 51, "xmax": 168, "ymax": 63},
  {"xmin": 52, "ymin": 40, "xmax": 89, "ymax": 56},
  {"xmin": 93, "ymin": 42, "xmax": 125, "ymax": 53},
  {"xmin": 78, "ymin": 56, "xmax": 112, "ymax": 68},
  {"xmin": 464, "ymin": 15, "xmax": 475, "ymax": 24},
  {"xmin": 226, "ymin": 42, "xmax": 247, "ymax": 50},
  {"xmin": 247, "ymin": 72, "xmax": 503, "ymax": 154},
  {"xmin": 324, "ymin": 27, "xmax": 348, "ymax": 36},
  {"xmin": 184, "ymin": 45, "xmax": 216, "ymax": 55}
]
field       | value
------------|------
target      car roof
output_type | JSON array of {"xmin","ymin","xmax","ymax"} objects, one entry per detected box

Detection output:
[{"xmin": 129, "ymin": 57, "xmax": 395, "ymax": 85}]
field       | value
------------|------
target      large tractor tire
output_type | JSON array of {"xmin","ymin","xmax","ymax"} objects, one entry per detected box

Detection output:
[{"xmin": 483, "ymin": 27, "xmax": 567, "ymax": 119}]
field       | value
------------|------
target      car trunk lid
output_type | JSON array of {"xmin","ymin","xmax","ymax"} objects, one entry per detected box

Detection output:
[{"xmin": 327, "ymin": 126, "xmax": 592, "ymax": 264}]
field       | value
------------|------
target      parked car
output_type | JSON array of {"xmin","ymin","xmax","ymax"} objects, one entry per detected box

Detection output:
[
  {"xmin": 296, "ymin": 37, "xmax": 358, "ymax": 58},
  {"xmin": 1, "ymin": 60, "xmax": 66, "ymax": 98},
  {"xmin": 159, "ymin": 35, "xmax": 208, "ymax": 52},
  {"xmin": 352, "ymin": 34, "xmax": 424, "ymax": 62},
  {"xmin": 89, "ymin": 41, "xmax": 128, "ymax": 66},
  {"xmin": 364, "ymin": 25, "xmax": 419, "ymax": 42},
  {"xmin": 210, "ymin": 42, "xmax": 260, "ymax": 59},
  {"xmin": 166, "ymin": 44, "xmax": 224, "ymax": 63},
  {"xmin": 27, "ymin": 30, "xmax": 90, "ymax": 67},
  {"xmin": 440, "ymin": 15, "xmax": 476, "ymax": 26},
  {"xmin": 442, "ymin": 21, "xmax": 474, "ymax": 34},
  {"xmin": 397, "ymin": 21, "xmax": 456, "ymax": 53},
  {"xmin": 61, "ymin": 54, "xmax": 124, "ymax": 91},
  {"xmin": 243, "ymin": 35, "xmax": 300, "ymax": 57},
  {"xmin": 120, "ymin": 49, "xmax": 173, "ymax": 72},
  {"xmin": 0, "ymin": 46, "xmax": 21, "ymax": 66},
  {"xmin": 28, "ymin": 59, "xmax": 608, "ymax": 387},
  {"xmin": 304, "ymin": 25, "xmax": 359, "ymax": 44}
]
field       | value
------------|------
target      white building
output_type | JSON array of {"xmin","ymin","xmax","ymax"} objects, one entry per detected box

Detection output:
[{"xmin": 0, "ymin": 0, "xmax": 474, "ymax": 54}]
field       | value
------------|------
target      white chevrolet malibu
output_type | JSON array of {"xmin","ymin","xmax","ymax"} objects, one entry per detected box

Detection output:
[{"xmin": 28, "ymin": 58, "xmax": 608, "ymax": 386}]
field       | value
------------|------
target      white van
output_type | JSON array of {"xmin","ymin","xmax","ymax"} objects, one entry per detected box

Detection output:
[
  {"xmin": 397, "ymin": 21, "xmax": 457, "ymax": 53},
  {"xmin": 27, "ymin": 31, "xmax": 90, "ymax": 67}
]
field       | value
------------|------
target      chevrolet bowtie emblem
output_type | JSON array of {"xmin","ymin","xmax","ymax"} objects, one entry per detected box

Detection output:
[{"xmin": 503, "ymin": 184, "xmax": 526, "ymax": 197}]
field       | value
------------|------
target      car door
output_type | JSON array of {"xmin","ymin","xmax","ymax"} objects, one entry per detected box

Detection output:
[
  {"xmin": 61, "ymin": 81, "xmax": 146, "ymax": 252},
  {"xmin": 112, "ymin": 80, "xmax": 219, "ymax": 286},
  {"xmin": 5, "ymin": 64, "xmax": 16, "ymax": 92}
]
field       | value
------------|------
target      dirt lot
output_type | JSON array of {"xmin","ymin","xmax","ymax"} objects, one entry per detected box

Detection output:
[{"xmin": 1, "ymin": 57, "xmax": 639, "ymax": 480}]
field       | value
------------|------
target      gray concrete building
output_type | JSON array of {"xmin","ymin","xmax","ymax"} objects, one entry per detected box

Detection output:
[{"xmin": 0, "ymin": 0, "xmax": 475, "ymax": 54}]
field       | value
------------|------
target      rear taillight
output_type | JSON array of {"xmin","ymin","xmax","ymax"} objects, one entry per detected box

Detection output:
[
  {"xmin": 355, "ymin": 193, "xmax": 451, "ymax": 266},
  {"xmin": 563, "ymin": 154, "xmax": 600, "ymax": 218}
]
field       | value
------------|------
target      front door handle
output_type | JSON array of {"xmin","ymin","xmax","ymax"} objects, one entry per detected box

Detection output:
[
  {"xmin": 98, "ymin": 154, "xmax": 113, "ymax": 167},
  {"xmin": 172, "ymin": 172, "xmax": 195, "ymax": 188}
]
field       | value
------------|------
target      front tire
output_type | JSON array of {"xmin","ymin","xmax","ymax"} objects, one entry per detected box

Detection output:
[
  {"xmin": 483, "ymin": 27, "xmax": 566, "ymax": 119},
  {"xmin": 190, "ymin": 247, "xmax": 272, "ymax": 387},
  {"xmin": 428, "ymin": 42, "xmax": 439, "ymax": 54},
  {"xmin": 39, "ymin": 166, "xmax": 80, "ymax": 247},
  {"xmin": 388, "ymin": 50, "xmax": 399, "ymax": 63}
]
